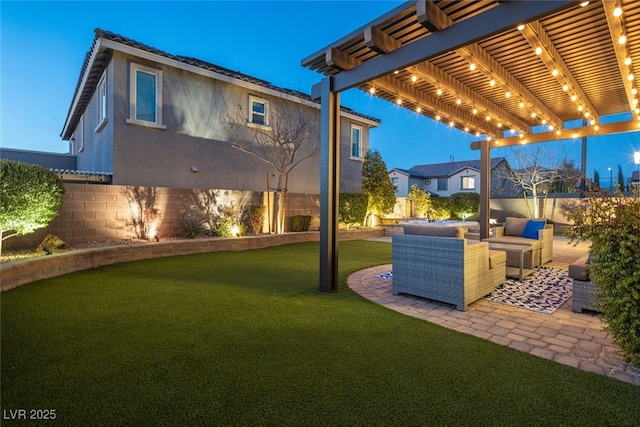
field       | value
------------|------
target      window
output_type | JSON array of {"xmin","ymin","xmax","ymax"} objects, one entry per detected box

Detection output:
[
  {"xmin": 461, "ymin": 176, "xmax": 475, "ymax": 190},
  {"xmin": 127, "ymin": 63, "xmax": 165, "ymax": 129},
  {"xmin": 391, "ymin": 177, "xmax": 398, "ymax": 191},
  {"xmin": 437, "ymin": 178, "xmax": 448, "ymax": 191},
  {"xmin": 248, "ymin": 96, "xmax": 268, "ymax": 127},
  {"xmin": 96, "ymin": 72, "xmax": 107, "ymax": 132},
  {"xmin": 351, "ymin": 125, "xmax": 362, "ymax": 159},
  {"xmin": 425, "ymin": 178, "xmax": 431, "ymax": 185}
]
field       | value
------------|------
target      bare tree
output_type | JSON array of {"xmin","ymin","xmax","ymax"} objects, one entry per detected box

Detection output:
[
  {"xmin": 225, "ymin": 96, "xmax": 320, "ymax": 234},
  {"xmin": 498, "ymin": 144, "xmax": 579, "ymax": 218}
]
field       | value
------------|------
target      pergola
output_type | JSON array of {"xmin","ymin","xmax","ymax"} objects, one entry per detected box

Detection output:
[{"xmin": 302, "ymin": 0, "xmax": 640, "ymax": 292}]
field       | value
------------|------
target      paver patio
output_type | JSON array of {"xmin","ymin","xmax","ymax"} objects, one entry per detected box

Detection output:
[{"xmin": 353, "ymin": 236, "xmax": 640, "ymax": 385}]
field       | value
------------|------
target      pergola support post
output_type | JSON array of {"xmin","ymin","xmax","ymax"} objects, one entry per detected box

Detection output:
[
  {"xmin": 318, "ymin": 76, "xmax": 340, "ymax": 292},
  {"xmin": 480, "ymin": 140, "xmax": 491, "ymax": 240}
]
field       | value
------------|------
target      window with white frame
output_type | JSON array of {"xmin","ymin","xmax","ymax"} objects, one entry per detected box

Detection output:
[
  {"xmin": 351, "ymin": 125, "xmax": 362, "ymax": 159},
  {"xmin": 391, "ymin": 177, "xmax": 398, "ymax": 190},
  {"xmin": 461, "ymin": 176, "xmax": 475, "ymax": 190},
  {"xmin": 437, "ymin": 178, "xmax": 448, "ymax": 191},
  {"xmin": 96, "ymin": 72, "xmax": 107, "ymax": 132},
  {"xmin": 127, "ymin": 63, "xmax": 165, "ymax": 128},
  {"xmin": 249, "ymin": 96, "xmax": 268, "ymax": 126}
]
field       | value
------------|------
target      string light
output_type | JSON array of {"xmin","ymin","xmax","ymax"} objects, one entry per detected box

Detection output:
[
  {"xmin": 563, "ymin": 84, "xmax": 569, "ymax": 91},
  {"xmin": 416, "ymin": 106, "xmax": 422, "ymax": 113},
  {"xmin": 505, "ymin": 91, "xmax": 511, "ymax": 98},
  {"xmin": 396, "ymin": 98, "xmax": 402, "ymax": 105},
  {"xmin": 628, "ymin": 73, "xmax": 635, "ymax": 81},
  {"xmin": 535, "ymin": 47, "xmax": 542, "ymax": 55},
  {"xmin": 614, "ymin": 6, "xmax": 622, "ymax": 17},
  {"xmin": 411, "ymin": 75, "xmax": 417, "ymax": 83},
  {"xmin": 519, "ymin": 101, "xmax": 525, "ymax": 109},
  {"xmin": 435, "ymin": 114, "xmax": 441, "ymax": 121},
  {"xmin": 436, "ymin": 88, "xmax": 443, "ymax": 96},
  {"xmin": 619, "ymin": 34, "xmax": 627, "ymax": 44},
  {"xmin": 472, "ymin": 108, "xmax": 478, "ymax": 115},
  {"xmin": 469, "ymin": 63, "xmax": 476, "ymax": 71},
  {"xmin": 456, "ymin": 98, "xmax": 462, "ymax": 105},
  {"xmin": 489, "ymin": 78, "xmax": 496, "ymax": 87},
  {"xmin": 369, "ymin": 87, "xmax": 375, "ymax": 94},
  {"xmin": 552, "ymin": 69, "xmax": 558, "ymax": 77},
  {"xmin": 625, "ymin": 57, "xmax": 632, "ymax": 65}
]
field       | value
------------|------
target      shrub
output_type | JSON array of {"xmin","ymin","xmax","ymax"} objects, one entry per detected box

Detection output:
[
  {"xmin": 339, "ymin": 193, "xmax": 368, "ymax": 228},
  {"xmin": 216, "ymin": 217, "xmax": 246, "ymax": 238},
  {"xmin": 248, "ymin": 205, "xmax": 266, "ymax": 235},
  {"xmin": 175, "ymin": 210, "xmax": 210, "ymax": 239},
  {"xmin": 407, "ymin": 185, "xmax": 432, "ymax": 219},
  {"xmin": 292, "ymin": 215, "xmax": 312, "ymax": 232},
  {"xmin": 449, "ymin": 192, "xmax": 480, "ymax": 220},
  {"xmin": 564, "ymin": 189, "xmax": 640, "ymax": 365},
  {"xmin": 0, "ymin": 160, "xmax": 65, "ymax": 250},
  {"xmin": 430, "ymin": 197, "xmax": 451, "ymax": 220}
]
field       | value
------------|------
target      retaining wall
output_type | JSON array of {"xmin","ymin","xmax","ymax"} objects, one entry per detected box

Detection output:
[{"xmin": 0, "ymin": 228, "xmax": 385, "ymax": 292}]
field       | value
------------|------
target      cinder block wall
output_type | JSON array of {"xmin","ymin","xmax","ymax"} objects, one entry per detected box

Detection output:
[{"xmin": 3, "ymin": 184, "xmax": 320, "ymax": 250}]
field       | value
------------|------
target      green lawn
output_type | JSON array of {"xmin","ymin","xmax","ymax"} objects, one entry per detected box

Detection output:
[{"xmin": 2, "ymin": 241, "xmax": 639, "ymax": 426}]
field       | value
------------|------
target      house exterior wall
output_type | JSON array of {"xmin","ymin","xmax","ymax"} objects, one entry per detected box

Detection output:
[
  {"xmin": 388, "ymin": 170, "xmax": 410, "ymax": 197},
  {"xmin": 73, "ymin": 61, "xmax": 115, "ymax": 173},
  {"xmin": 70, "ymin": 50, "xmax": 371, "ymax": 193}
]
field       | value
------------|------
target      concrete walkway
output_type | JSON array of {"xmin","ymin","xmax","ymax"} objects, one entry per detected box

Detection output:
[{"xmin": 351, "ymin": 236, "xmax": 640, "ymax": 385}]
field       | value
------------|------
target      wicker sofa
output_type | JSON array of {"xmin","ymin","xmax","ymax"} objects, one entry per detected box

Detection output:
[
  {"xmin": 569, "ymin": 255, "xmax": 602, "ymax": 313},
  {"xmin": 392, "ymin": 228, "xmax": 506, "ymax": 311},
  {"xmin": 483, "ymin": 217, "xmax": 554, "ymax": 267}
]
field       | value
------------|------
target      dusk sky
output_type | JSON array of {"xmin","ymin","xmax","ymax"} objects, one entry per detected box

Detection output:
[{"xmin": 2, "ymin": 0, "xmax": 640, "ymax": 186}]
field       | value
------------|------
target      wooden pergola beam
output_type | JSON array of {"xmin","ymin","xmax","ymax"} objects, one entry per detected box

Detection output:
[
  {"xmin": 470, "ymin": 119, "xmax": 640, "ymax": 150},
  {"xmin": 365, "ymin": 25, "xmax": 402, "ymax": 54},
  {"xmin": 408, "ymin": 62, "xmax": 532, "ymax": 135},
  {"xmin": 519, "ymin": 21, "xmax": 599, "ymax": 123},
  {"xmin": 374, "ymin": 75, "xmax": 499, "ymax": 135},
  {"xmin": 602, "ymin": 0, "xmax": 637, "ymax": 117}
]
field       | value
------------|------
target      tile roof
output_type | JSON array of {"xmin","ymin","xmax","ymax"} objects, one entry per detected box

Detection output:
[
  {"xmin": 61, "ymin": 28, "xmax": 380, "ymax": 140},
  {"xmin": 402, "ymin": 157, "xmax": 506, "ymax": 178}
]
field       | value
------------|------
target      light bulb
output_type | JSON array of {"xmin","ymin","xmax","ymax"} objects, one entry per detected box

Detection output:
[
  {"xmin": 571, "ymin": 94, "xmax": 577, "ymax": 102},
  {"xmin": 563, "ymin": 84, "xmax": 569, "ymax": 92},
  {"xmin": 437, "ymin": 88, "xmax": 442, "ymax": 96},
  {"xmin": 489, "ymin": 78, "xmax": 496, "ymax": 87},
  {"xmin": 578, "ymin": 105, "xmax": 584, "ymax": 111},
  {"xmin": 396, "ymin": 98, "xmax": 402, "ymax": 105},
  {"xmin": 625, "ymin": 57, "xmax": 632, "ymax": 65},
  {"xmin": 614, "ymin": 6, "xmax": 622, "ymax": 17},
  {"xmin": 472, "ymin": 108, "xmax": 478, "ymax": 115},
  {"xmin": 456, "ymin": 98, "xmax": 462, "ymax": 105},
  {"xmin": 485, "ymin": 115, "xmax": 491, "ymax": 121},
  {"xmin": 470, "ymin": 63, "xmax": 476, "ymax": 71},
  {"xmin": 416, "ymin": 106, "xmax": 422, "ymax": 113},
  {"xmin": 464, "ymin": 126, "xmax": 469, "ymax": 132},
  {"xmin": 505, "ymin": 91, "xmax": 511, "ymax": 98},
  {"xmin": 633, "ymin": 88, "xmax": 638, "ymax": 95},
  {"xmin": 535, "ymin": 47, "xmax": 542, "ymax": 55},
  {"xmin": 552, "ymin": 69, "xmax": 558, "ymax": 77},
  {"xmin": 411, "ymin": 75, "xmax": 417, "ymax": 83},
  {"xmin": 517, "ymin": 24, "xmax": 525, "ymax": 31},
  {"xmin": 531, "ymin": 112, "xmax": 537, "ymax": 118},
  {"xmin": 435, "ymin": 114, "xmax": 441, "ymax": 121},
  {"xmin": 519, "ymin": 101, "xmax": 525, "ymax": 109},
  {"xmin": 449, "ymin": 120, "xmax": 454, "ymax": 127},
  {"xmin": 619, "ymin": 34, "xmax": 627, "ymax": 44},
  {"xmin": 629, "ymin": 73, "xmax": 635, "ymax": 81},
  {"xmin": 369, "ymin": 87, "xmax": 375, "ymax": 94}
]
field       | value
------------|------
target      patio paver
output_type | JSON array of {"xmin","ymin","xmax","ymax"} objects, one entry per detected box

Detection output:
[{"xmin": 353, "ymin": 236, "xmax": 640, "ymax": 385}]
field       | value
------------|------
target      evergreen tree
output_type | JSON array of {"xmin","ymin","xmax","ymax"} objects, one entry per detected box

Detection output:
[{"xmin": 361, "ymin": 150, "xmax": 396, "ymax": 226}]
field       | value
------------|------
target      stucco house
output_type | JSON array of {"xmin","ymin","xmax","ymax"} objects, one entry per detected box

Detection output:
[
  {"xmin": 389, "ymin": 157, "xmax": 513, "ymax": 197},
  {"xmin": 59, "ymin": 29, "xmax": 380, "ymax": 193}
]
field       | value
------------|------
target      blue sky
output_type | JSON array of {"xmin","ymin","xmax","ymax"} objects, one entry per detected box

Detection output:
[{"xmin": 2, "ymin": 0, "xmax": 640, "ymax": 186}]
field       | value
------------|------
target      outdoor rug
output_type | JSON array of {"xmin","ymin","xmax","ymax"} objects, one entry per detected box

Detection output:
[
  {"xmin": 375, "ymin": 266, "xmax": 572, "ymax": 314},
  {"xmin": 484, "ymin": 266, "xmax": 573, "ymax": 314}
]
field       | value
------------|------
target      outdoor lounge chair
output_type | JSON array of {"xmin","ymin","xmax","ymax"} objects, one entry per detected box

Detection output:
[{"xmin": 392, "ymin": 234, "xmax": 506, "ymax": 311}]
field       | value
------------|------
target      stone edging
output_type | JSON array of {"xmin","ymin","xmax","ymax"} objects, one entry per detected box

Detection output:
[{"xmin": 1, "ymin": 228, "xmax": 385, "ymax": 292}]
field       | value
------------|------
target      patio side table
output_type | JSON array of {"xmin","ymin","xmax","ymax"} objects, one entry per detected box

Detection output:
[{"xmin": 487, "ymin": 242, "xmax": 534, "ymax": 281}]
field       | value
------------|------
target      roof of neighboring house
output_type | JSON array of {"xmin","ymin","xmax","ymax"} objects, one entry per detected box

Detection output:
[
  {"xmin": 397, "ymin": 157, "xmax": 507, "ymax": 179},
  {"xmin": 61, "ymin": 28, "xmax": 380, "ymax": 140}
]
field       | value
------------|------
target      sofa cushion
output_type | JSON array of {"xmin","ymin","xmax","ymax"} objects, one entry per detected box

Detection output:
[
  {"xmin": 402, "ymin": 225, "xmax": 466, "ymax": 238},
  {"xmin": 568, "ymin": 255, "xmax": 590, "ymax": 281},
  {"xmin": 522, "ymin": 219, "xmax": 547, "ymax": 239},
  {"xmin": 488, "ymin": 250, "xmax": 507, "ymax": 269},
  {"xmin": 504, "ymin": 217, "xmax": 530, "ymax": 236},
  {"xmin": 483, "ymin": 235, "xmax": 542, "ymax": 251}
]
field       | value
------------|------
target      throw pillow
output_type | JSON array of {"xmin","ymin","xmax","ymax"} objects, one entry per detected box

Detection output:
[
  {"xmin": 504, "ymin": 217, "xmax": 530, "ymax": 236},
  {"xmin": 521, "ymin": 219, "xmax": 547, "ymax": 239}
]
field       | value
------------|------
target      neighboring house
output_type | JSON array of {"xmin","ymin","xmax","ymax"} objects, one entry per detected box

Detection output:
[
  {"xmin": 59, "ymin": 29, "xmax": 379, "ymax": 193},
  {"xmin": 389, "ymin": 157, "xmax": 514, "ymax": 197},
  {"xmin": 627, "ymin": 170, "xmax": 640, "ymax": 191}
]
